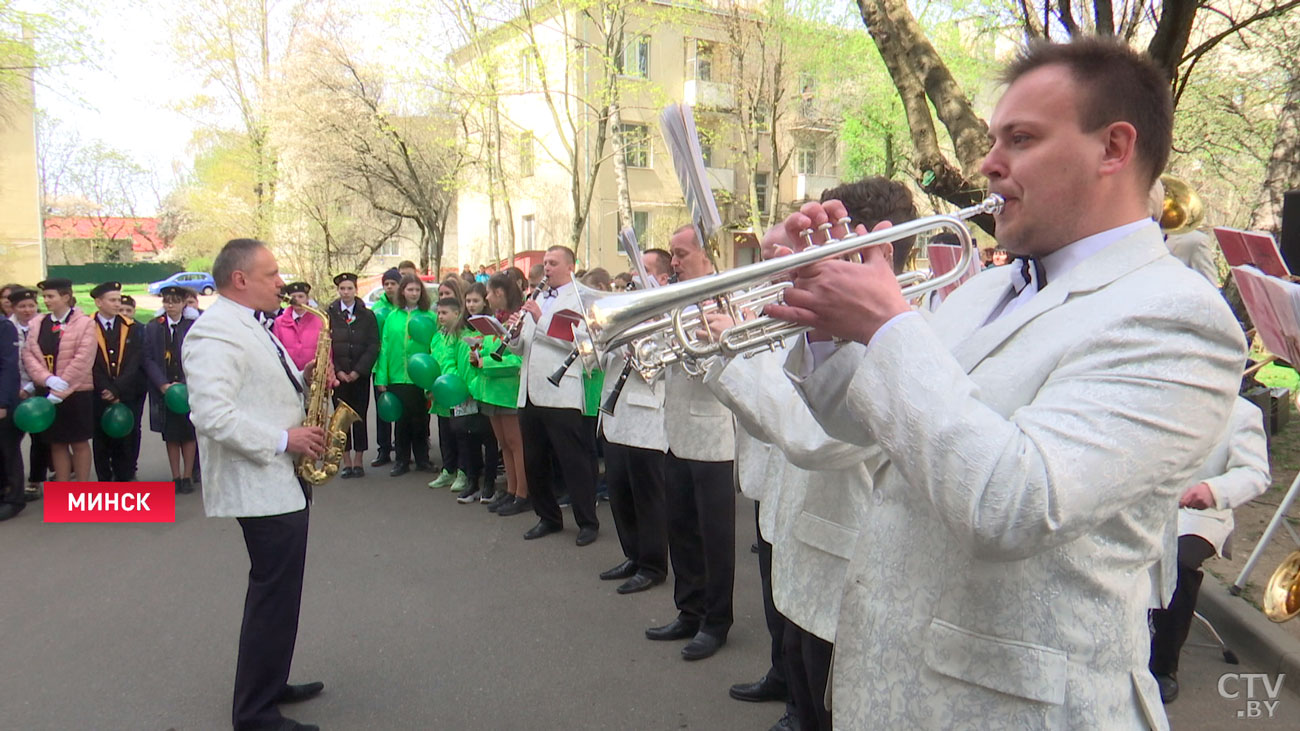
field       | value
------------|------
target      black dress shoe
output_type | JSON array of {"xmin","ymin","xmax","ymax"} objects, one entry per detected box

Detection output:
[
  {"xmin": 338, "ymin": 467, "xmax": 355, "ymax": 479},
  {"xmin": 276, "ymin": 681, "xmax": 324, "ymax": 704},
  {"xmin": 575, "ymin": 527, "xmax": 598, "ymax": 546},
  {"xmin": 415, "ymin": 462, "xmax": 435, "ymax": 473},
  {"xmin": 768, "ymin": 710, "xmax": 798, "ymax": 731},
  {"xmin": 729, "ymin": 675, "xmax": 789, "ymax": 703},
  {"xmin": 616, "ymin": 573, "xmax": 663, "ymax": 595},
  {"xmin": 0, "ymin": 503, "xmax": 24, "ymax": 521},
  {"xmin": 600, "ymin": 559, "xmax": 637, "ymax": 581},
  {"xmin": 351, "ymin": 467, "xmax": 365, "ymax": 478},
  {"xmin": 523, "ymin": 520, "xmax": 563, "ymax": 540},
  {"xmin": 681, "ymin": 631, "xmax": 726, "ymax": 661},
  {"xmin": 389, "ymin": 462, "xmax": 410, "ymax": 477},
  {"xmin": 645, "ymin": 618, "xmax": 700, "ymax": 641},
  {"xmin": 271, "ymin": 719, "xmax": 319, "ymax": 731},
  {"xmin": 178, "ymin": 477, "xmax": 195, "ymax": 494},
  {"xmin": 371, "ymin": 453, "xmax": 392, "ymax": 467},
  {"xmin": 1154, "ymin": 673, "xmax": 1178, "ymax": 704}
]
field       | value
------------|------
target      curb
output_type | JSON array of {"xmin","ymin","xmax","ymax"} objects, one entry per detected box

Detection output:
[{"xmin": 1197, "ymin": 575, "xmax": 1300, "ymax": 680}]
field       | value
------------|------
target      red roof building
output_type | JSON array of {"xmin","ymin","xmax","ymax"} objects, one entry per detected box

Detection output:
[{"xmin": 43, "ymin": 217, "xmax": 165, "ymax": 254}]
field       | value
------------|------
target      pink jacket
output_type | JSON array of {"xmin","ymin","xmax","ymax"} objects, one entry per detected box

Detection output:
[
  {"xmin": 272, "ymin": 307, "xmax": 323, "ymax": 369},
  {"xmin": 22, "ymin": 308, "xmax": 98, "ymax": 397}
]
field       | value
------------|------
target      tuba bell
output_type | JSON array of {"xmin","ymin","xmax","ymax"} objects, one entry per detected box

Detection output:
[
  {"xmin": 1158, "ymin": 174, "xmax": 1205, "ymax": 236},
  {"xmin": 1263, "ymin": 549, "xmax": 1300, "ymax": 622}
]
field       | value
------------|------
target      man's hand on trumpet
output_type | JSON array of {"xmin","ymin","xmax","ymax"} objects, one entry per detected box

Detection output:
[{"xmin": 762, "ymin": 198, "xmax": 910, "ymax": 346}]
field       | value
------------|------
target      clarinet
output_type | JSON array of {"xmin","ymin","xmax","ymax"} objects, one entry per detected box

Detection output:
[
  {"xmin": 548, "ymin": 348, "xmax": 582, "ymax": 387},
  {"xmin": 599, "ymin": 359, "xmax": 635, "ymax": 415},
  {"xmin": 491, "ymin": 279, "xmax": 549, "ymax": 361}
]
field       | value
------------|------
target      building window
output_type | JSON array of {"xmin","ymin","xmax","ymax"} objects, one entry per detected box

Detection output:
[
  {"xmin": 799, "ymin": 72, "xmax": 816, "ymax": 116},
  {"xmin": 519, "ymin": 132, "xmax": 534, "ymax": 177},
  {"xmin": 380, "ymin": 237, "xmax": 400, "ymax": 257},
  {"xmin": 632, "ymin": 211, "xmax": 649, "ymax": 244},
  {"xmin": 698, "ymin": 133, "xmax": 713, "ymax": 168},
  {"xmin": 621, "ymin": 123, "xmax": 650, "ymax": 168},
  {"xmin": 521, "ymin": 214, "xmax": 536, "ymax": 251},
  {"xmin": 753, "ymin": 106, "xmax": 769, "ymax": 133},
  {"xmin": 754, "ymin": 172, "xmax": 769, "ymax": 216},
  {"xmin": 622, "ymin": 35, "xmax": 649, "ymax": 78},
  {"xmin": 688, "ymin": 39, "xmax": 714, "ymax": 82},
  {"xmin": 796, "ymin": 145, "xmax": 817, "ymax": 175},
  {"xmin": 521, "ymin": 49, "xmax": 536, "ymax": 89}
]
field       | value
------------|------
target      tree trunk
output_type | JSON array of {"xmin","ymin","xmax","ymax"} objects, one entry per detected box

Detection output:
[
  {"xmin": 1250, "ymin": 62, "xmax": 1300, "ymax": 233},
  {"xmin": 608, "ymin": 102, "xmax": 634, "ymax": 234}
]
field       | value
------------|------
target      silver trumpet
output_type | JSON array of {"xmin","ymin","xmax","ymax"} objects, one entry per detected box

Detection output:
[{"xmin": 574, "ymin": 195, "xmax": 1003, "ymax": 380}]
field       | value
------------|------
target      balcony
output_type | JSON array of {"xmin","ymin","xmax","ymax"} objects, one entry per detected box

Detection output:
[
  {"xmin": 684, "ymin": 79, "xmax": 734, "ymax": 110},
  {"xmin": 705, "ymin": 167, "xmax": 734, "ymax": 192},
  {"xmin": 796, "ymin": 173, "xmax": 839, "ymax": 200}
]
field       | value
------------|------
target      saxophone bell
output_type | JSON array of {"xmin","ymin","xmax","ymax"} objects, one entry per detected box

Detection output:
[{"xmin": 288, "ymin": 297, "xmax": 360, "ymax": 485}]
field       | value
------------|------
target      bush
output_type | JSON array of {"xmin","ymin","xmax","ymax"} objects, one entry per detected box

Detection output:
[{"xmin": 186, "ymin": 257, "xmax": 213, "ymax": 273}]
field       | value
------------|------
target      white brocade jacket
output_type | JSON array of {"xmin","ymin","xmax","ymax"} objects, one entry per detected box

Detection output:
[{"xmin": 788, "ymin": 226, "xmax": 1245, "ymax": 730}]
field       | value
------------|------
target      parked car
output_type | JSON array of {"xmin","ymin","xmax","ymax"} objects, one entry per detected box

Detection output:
[{"xmin": 148, "ymin": 271, "xmax": 217, "ymax": 296}]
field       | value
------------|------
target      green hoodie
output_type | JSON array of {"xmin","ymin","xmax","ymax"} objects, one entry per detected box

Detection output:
[
  {"xmin": 468, "ymin": 333, "xmax": 522, "ymax": 408},
  {"xmin": 428, "ymin": 327, "xmax": 474, "ymax": 417}
]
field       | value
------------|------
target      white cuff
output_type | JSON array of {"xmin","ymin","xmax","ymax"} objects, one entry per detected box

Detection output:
[
  {"xmin": 23, "ymin": 382, "xmax": 35, "ymax": 394},
  {"xmin": 867, "ymin": 311, "xmax": 920, "ymax": 350},
  {"xmin": 277, "ymin": 431, "xmax": 289, "ymax": 455}
]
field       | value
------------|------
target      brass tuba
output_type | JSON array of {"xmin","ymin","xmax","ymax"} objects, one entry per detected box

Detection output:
[
  {"xmin": 287, "ymin": 297, "xmax": 360, "ymax": 485},
  {"xmin": 1263, "ymin": 549, "xmax": 1300, "ymax": 622},
  {"xmin": 1158, "ymin": 174, "xmax": 1205, "ymax": 236}
]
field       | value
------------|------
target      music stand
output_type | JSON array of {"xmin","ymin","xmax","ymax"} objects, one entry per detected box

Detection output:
[{"xmin": 1228, "ymin": 265, "xmax": 1300, "ymax": 593}]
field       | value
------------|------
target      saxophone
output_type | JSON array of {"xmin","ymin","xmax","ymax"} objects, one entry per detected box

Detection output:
[{"xmin": 289, "ymin": 298, "xmax": 360, "ymax": 485}]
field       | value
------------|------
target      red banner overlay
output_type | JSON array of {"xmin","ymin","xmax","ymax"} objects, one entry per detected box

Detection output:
[{"xmin": 43, "ymin": 482, "xmax": 176, "ymax": 523}]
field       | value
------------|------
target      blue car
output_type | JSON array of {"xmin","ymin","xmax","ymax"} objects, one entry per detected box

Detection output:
[{"xmin": 148, "ymin": 271, "xmax": 217, "ymax": 296}]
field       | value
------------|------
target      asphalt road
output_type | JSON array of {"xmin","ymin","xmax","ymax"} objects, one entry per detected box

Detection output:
[{"xmin": 1, "ymin": 432, "xmax": 1296, "ymax": 730}]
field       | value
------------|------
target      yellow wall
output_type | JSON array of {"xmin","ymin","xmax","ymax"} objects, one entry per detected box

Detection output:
[{"xmin": 0, "ymin": 72, "xmax": 43, "ymax": 285}]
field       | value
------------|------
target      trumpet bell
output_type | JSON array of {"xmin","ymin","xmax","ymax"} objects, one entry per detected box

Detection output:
[
  {"xmin": 1159, "ymin": 174, "xmax": 1205, "ymax": 236},
  {"xmin": 1263, "ymin": 549, "xmax": 1300, "ymax": 622}
]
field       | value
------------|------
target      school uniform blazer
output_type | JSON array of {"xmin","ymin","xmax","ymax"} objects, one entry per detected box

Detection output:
[
  {"xmin": 91, "ymin": 315, "xmax": 147, "ymax": 403},
  {"xmin": 507, "ymin": 282, "xmax": 586, "ymax": 411},
  {"xmin": 786, "ymin": 224, "xmax": 1245, "ymax": 730},
  {"xmin": 142, "ymin": 315, "xmax": 195, "ymax": 433},
  {"xmin": 183, "ymin": 296, "xmax": 308, "ymax": 519}
]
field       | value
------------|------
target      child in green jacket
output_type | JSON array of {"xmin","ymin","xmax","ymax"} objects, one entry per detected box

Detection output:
[{"xmin": 373, "ymin": 274, "xmax": 433, "ymax": 476}]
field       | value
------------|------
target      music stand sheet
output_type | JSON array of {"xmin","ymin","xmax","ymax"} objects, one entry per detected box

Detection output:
[
  {"xmin": 1216, "ymin": 227, "xmax": 1290, "ymax": 278},
  {"xmin": 1232, "ymin": 265, "xmax": 1300, "ymax": 364}
]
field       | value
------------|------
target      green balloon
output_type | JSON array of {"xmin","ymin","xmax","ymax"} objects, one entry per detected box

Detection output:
[
  {"xmin": 376, "ymin": 390, "xmax": 403, "ymax": 422},
  {"xmin": 407, "ymin": 313, "xmax": 435, "ymax": 346},
  {"xmin": 407, "ymin": 353, "xmax": 441, "ymax": 389},
  {"xmin": 164, "ymin": 383, "xmax": 190, "ymax": 414},
  {"xmin": 14, "ymin": 397, "xmax": 56, "ymax": 434},
  {"xmin": 431, "ymin": 373, "xmax": 470, "ymax": 409},
  {"xmin": 101, "ymin": 402, "xmax": 134, "ymax": 439}
]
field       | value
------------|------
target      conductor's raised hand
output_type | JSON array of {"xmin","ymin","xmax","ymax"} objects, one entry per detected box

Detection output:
[
  {"xmin": 764, "ymin": 221, "xmax": 909, "ymax": 346},
  {"xmin": 287, "ymin": 426, "xmax": 327, "ymax": 459}
]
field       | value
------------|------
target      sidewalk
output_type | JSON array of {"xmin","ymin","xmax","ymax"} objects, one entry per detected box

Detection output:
[{"xmin": 1198, "ymin": 574, "xmax": 1300, "ymax": 679}]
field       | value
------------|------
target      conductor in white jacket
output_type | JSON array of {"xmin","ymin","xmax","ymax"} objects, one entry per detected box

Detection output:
[
  {"xmin": 764, "ymin": 40, "xmax": 1245, "ymax": 730},
  {"xmin": 184, "ymin": 238, "xmax": 329, "ymax": 731}
]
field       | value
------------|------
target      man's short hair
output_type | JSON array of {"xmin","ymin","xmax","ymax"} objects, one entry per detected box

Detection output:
[
  {"xmin": 528, "ymin": 263, "xmax": 545, "ymax": 282},
  {"xmin": 643, "ymin": 248, "xmax": 672, "ymax": 277},
  {"xmin": 398, "ymin": 260, "xmax": 417, "ymax": 271},
  {"xmin": 1002, "ymin": 37, "xmax": 1172, "ymax": 187},
  {"xmin": 820, "ymin": 177, "xmax": 918, "ymax": 274},
  {"xmin": 546, "ymin": 245, "xmax": 576, "ymax": 266},
  {"xmin": 213, "ymin": 238, "xmax": 267, "ymax": 288}
]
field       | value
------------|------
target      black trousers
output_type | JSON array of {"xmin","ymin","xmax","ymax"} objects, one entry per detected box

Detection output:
[
  {"xmin": 389, "ymin": 384, "xmax": 430, "ymax": 467},
  {"xmin": 783, "ymin": 620, "xmax": 833, "ymax": 731},
  {"xmin": 0, "ymin": 416, "xmax": 24, "ymax": 507},
  {"xmin": 125, "ymin": 396, "xmax": 145, "ymax": 479},
  {"xmin": 1150, "ymin": 534, "xmax": 1217, "ymax": 675},
  {"xmin": 520, "ymin": 402, "xmax": 599, "ymax": 530},
  {"xmin": 604, "ymin": 439, "xmax": 668, "ymax": 580},
  {"xmin": 756, "ymin": 502, "xmax": 789, "ymax": 690},
  {"xmin": 450, "ymin": 413, "xmax": 489, "ymax": 483},
  {"xmin": 436, "ymin": 415, "xmax": 458, "ymax": 473},
  {"xmin": 27, "ymin": 431, "xmax": 47, "ymax": 483},
  {"xmin": 233, "ymin": 505, "xmax": 309, "ymax": 731},
  {"xmin": 334, "ymin": 376, "xmax": 370, "ymax": 452},
  {"xmin": 372, "ymin": 383, "xmax": 392, "ymax": 456},
  {"xmin": 664, "ymin": 451, "xmax": 735, "ymax": 635},
  {"xmin": 92, "ymin": 397, "xmax": 140, "ymax": 482}
]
